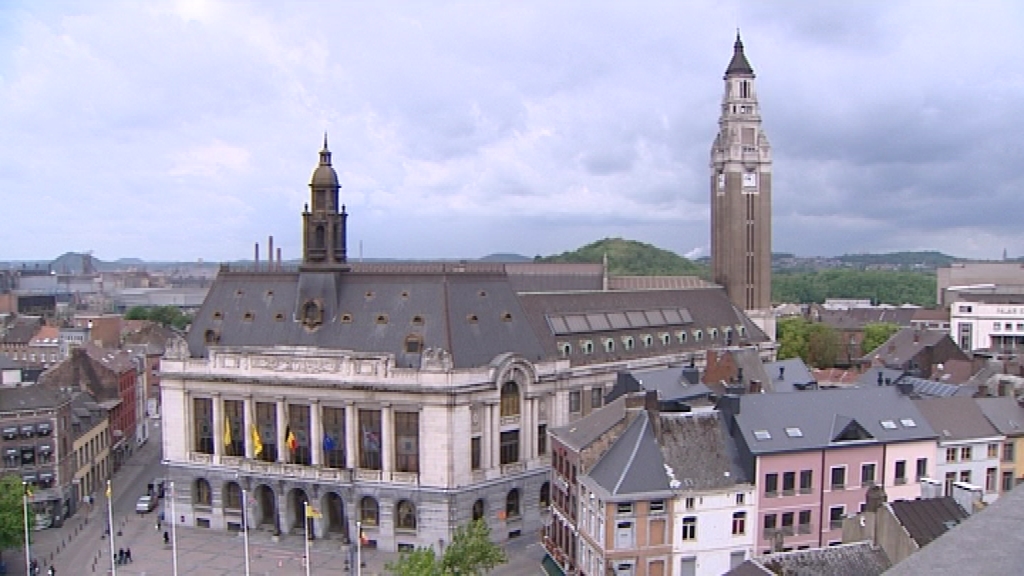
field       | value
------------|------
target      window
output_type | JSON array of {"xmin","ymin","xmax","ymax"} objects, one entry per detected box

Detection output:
[
  {"xmin": 472, "ymin": 499, "xmax": 485, "ymax": 521},
  {"xmin": 916, "ymin": 458, "xmax": 928, "ymax": 481},
  {"xmin": 684, "ymin": 497, "xmax": 695, "ymax": 510},
  {"xmin": 615, "ymin": 521, "xmax": 635, "ymax": 550},
  {"xmin": 754, "ymin": 430, "xmax": 772, "ymax": 441},
  {"xmin": 986, "ymin": 467, "xmax": 997, "ymax": 492},
  {"xmin": 799, "ymin": 470, "xmax": 813, "ymax": 494},
  {"xmin": 604, "ymin": 338, "xmax": 615, "ymax": 353},
  {"xmin": 359, "ymin": 409, "xmax": 382, "ymax": 470},
  {"xmin": 537, "ymin": 425, "xmax": 547, "ymax": 456},
  {"xmin": 944, "ymin": 472, "xmax": 956, "ymax": 496},
  {"xmin": 404, "ymin": 335, "xmax": 423, "ymax": 354},
  {"xmin": 505, "ymin": 489, "xmax": 521, "ymax": 519},
  {"xmin": 622, "ymin": 336, "xmax": 635, "ymax": 351},
  {"xmin": 994, "ymin": 322, "xmax": 1002, "ymax": 331},
  {"xmin": 736, "ymin": 492, "xmax": 745, "ymax": 505},
  {"xmin": 224, "ymin": 482, "xmax": 242, "ymax": 511},
  {"xmin": 194, "ymin": 479, "xmax": 212, "ymax": 507},
  {"xmin": 569, "ymin": 391, "xmax": 581, "ymax": 414},
  {"xmin": 559, "ymin": 343, "xmax": 571, "ymax": 357},
  {"xmin": 500, "ymin": 382, "xmax": 521, "ymax": 418},
  {"xmin": 880, "ymin": 420, "xmax": 897, "ymax": 430},
  {"xmin": 591, "ymin": 387, "xmax": 603, "ymax": 409},
  {"xmin": 861, "ymin": 463, "xmax": 876, "ymax": 487},
  {"xmin": 1004, "ymin": 442, "xmax": 1016, "ymax": 463},
  {"xmin": 765, "ymin": 473, "xmax": 778, "ymax": 497},
  {"xmin": 989, "ymin": 443, "xmax": 999, "ymax": 459},
  {"xmin": 581, "ymin": 340, "xmax": 594, "ymax": 354},
  {"xmin": 677, "ymin": 331, "xmax": 687, "ymax": 344},
  {"xmin": 499, "ymin": 430, "xmax": 519, "ymax": 465},
  {"xmin": 828, "ymin": 506, "xmax": 845, "ymax": 530},
  {"xmin": 617, "ymin": 503, "xmax": 634, "ymax": 515},
  {"xmin": 1003, "ymin": 471, "xmax": 1015, "ymax": 492},
  {"xmin": 394, "ymin": 411, "xmax": 419, "ymax": 473},
  {"xmin": 798, "ymin": 510, "xmax": 812, "ymax": 534},
  {"xmin": 661, "ymin": 333, "xmax": 671, "ymax": 346},
  {"xmin": 900, "ymin": 418, "xmax": 917, "ymax": 428},
  {"xmin": 785, "ymin": 427, "xmax": 803, "ymax": 438},
  {"xmin": 693, "ymin": 330, "xmax": 703, "ymax": 342},
  {"xmin": 540, "ymin": 483, "xmax": 551, "ymax": 507},
  {"xmin": 360, "ymin": 497, "xmax": 379, "ymax": 526},
  {"xmin": 946, "ymin": 447, "xmax": 958, "ymax": 463},
  {"xmin": 763, "ymin": 513, "xmax": 777, "ymax": 534},
  {"xmin": 782, "ymin": 472, "xmax": 795, "ymax": 495},
  {"xmin": 649, "ymin": 500, "xmax": 665, "ymax": 514},
  {"xmin": 470, "ymin": 437, "xmax": 481, "ymax": 470},
  {"xmin": 781, "ymin": 512, "xmax": 794, "ymax": 535},
  {"xmin": 961, "ymin": 446, "xmax": 972, "ymax": 461},
  {"xmin": 830, "ymin": 466, "xmax": 846, "ymax": 490},
  {"xmin": 681, "ymin": 516, "xmax": 697, "ymax": 541},
  {"xmin": 960, "ymin": 470, "xmax": 971, "ymax": 484},
  {"xmin": 732, "ymin": 511, "xmax": 747, "ymax": 535},
  {"xmin": 895, "ymin": 460, "xmax": 907, "ymax": 485},
  {"xmin": 395, "ymin": 500, "xmax": 417, "ymax": 531}
]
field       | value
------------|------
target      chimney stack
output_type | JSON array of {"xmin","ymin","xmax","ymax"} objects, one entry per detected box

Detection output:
[
  {"xmin": 749, "ymin": 379, "xmax": 762, "ymax": 394},
  {"xmin": 254, "ymin": 242, "xmax": 260, "ymax": 271},
  {"xmin": 268, "ymin": 236, "xmax": 274, "ymax": 271},
  {"xmin": 778, "ymin": 366, "xmax": 785, "ymax": 380},
  {"xmin": 877, "ymin": 371, "xmax": 884, "ymax": 386},
  {"xmin": 865, "ymin": 484, "xmax": 887, "ymax": 513},
  {"xmin": 277, "ymin": 247, "xmax": 282, "ymax": 268}
]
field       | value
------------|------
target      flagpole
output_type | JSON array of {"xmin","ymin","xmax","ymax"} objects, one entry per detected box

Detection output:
[
  {"xmin": 170, "ymin": 481, "xmax": 179, "ymax": 576},
  {"xmin": 106, "ymin": 480, "xmax": 117, "ymax": 576},
  {"xmin": 242, "ymin": 488, "xmax": 251, "ymax": 576},
  {"xmin": 23, "ymin": 482, "xmax": 31, "ymax": 576},
  {"xmin": 356, "ymin": 520, "xmax": 362, "ymax": 576},
  {"xmin": 304, "ymin": 502, "xmax": 312, "ymax": 576}
]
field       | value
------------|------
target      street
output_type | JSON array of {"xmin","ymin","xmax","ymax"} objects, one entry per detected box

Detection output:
[{"xmin": 10, "ymin": 419, "xmax": 548, "ymax": 575}]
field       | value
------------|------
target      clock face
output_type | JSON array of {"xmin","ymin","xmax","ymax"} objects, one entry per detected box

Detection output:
[{"xmin": 742, "ymin": 172, "xmax": 757, "ymax": 188}]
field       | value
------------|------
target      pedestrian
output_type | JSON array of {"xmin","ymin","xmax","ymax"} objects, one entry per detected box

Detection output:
[
  {"xmin": 164, "ymin": 530, "xmax": 170, "ymax": 545},
  {"xmin": 118, "ymin": 548, "xmax": 124, "ymax": 565},
  {"xmin": 126, "ymin": 548, "xmax": 132, "ymax": 563}
]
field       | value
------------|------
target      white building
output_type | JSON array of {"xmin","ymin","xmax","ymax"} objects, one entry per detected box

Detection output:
[
  {"xmin": 673, "ymin": 483, "xmax": 756, "ymax": 576},
  {"xmin": 950, "ymin": 299, "xmax": 1024, "ymax": 353},
  {"xmin": 914, "ymin": 397, "xmax": 1004, "ymax": 504}
]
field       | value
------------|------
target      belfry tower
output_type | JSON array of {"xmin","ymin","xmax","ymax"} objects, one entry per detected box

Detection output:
[
  {"xmin": 710, "ymin": 32, "xmax": 774, "ymax": 338},
  {"xmin": 302, "ymin": 134, "xmax": 349, "ymax": 269}
]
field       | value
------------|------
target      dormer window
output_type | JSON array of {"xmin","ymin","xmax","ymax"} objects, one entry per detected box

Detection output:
[
  {"xmin": 581, "ymin": 340, "xmax": 594, "ymax": 355},
  {"xmin": 467, "ymin": 314, "xmax": 479, "ymax": 324},
  {"xmin": 693, "ymin": 329, "xmax": 703, "ymax": 342},
  {"xmin": 559, "ymin": 342, "xmax": 572, "ymax": 357},
  {"xmin": 375, "ymin": 314, "xmax": 389, "ymax": 325},
  {"xmin": 405, "ymin": 335, "xmax": 423, "ymax": 354},
  {"xmin": 677, "ymin": 331, "xmax": 688, "ymax": 344},
  {"xmin": 212, "ymin": 311, "xmax": 223, "ymax": 321},
  {"xmin": 501, "ymin": 312, "xmax": 513, "ymax": 322},
  {"xmin": 203, "ymin": 329, "xmax": 220, "ymax": 344},
  {"xmin": 709, "ymin": 328, "xmax": 719, "ymax": 340},
  {"xmin": 660, "ymin": 333, "xmax": 671, "ymax": 346},
  {"xmin": 603, "ymin": 338, "xmax": 615, "ymax": 353},
  {"xmin": 302, "ymin": 300, "xmax": 323, "ymax": 329},
  {"xmin": 243, "ymin": 312, "xmax": 254, "ymax": 322},
  {"xmin": 274, "ymin": 313, "xmax": 285, "ymax": 322},
  {"xmin": 622, "ymin": 336, "xmax": 635, "ymax": 351},
  {"xmin": 411, "ymin": 315, "xmax": 424, "ymax": 326},
  {"xmin": 340, "ymin": 313, "xmax": 353, "ymax": 323},
  {"xmin": 642, "ymin": 334, "xmax": 653, "ymax": 348}
]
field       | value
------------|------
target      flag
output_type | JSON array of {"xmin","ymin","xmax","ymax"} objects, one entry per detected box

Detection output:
[
  {"xmin": 251, "ymin": 424, "xmax": 263, "ymax": 457},
  {"xmin": 223, "ymin": 418, "xmax": 232, "ymax": 447},
  {"xmin": 305, "ymin": 503, "xmax": 322, "ymax": 519},
  {"xmin": 286, "ymin": 426, "xmax": 298, "ymax": 452},
  {"xmin": 361, "ymin": 426, "xmax": 379, "ymax": 452},
  {"xmin": 24, "ymin": 484, "xmax": 32, "ymax": 498},
  {"xmin": 105, "ymin": 481, "xmax": 111, "ymax": 499},
  {"xmin": 323, "ymin": 434, "xmax": 336, "ymax": 452}
]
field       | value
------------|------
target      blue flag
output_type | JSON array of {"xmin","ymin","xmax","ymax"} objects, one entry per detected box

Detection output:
[{"xmin": 323, "ymin": 434, "xmax": 336, "ymax": 452}]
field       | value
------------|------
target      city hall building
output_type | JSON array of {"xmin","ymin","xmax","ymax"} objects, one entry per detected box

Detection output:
[{"xmin": 159, "ymin": 137, "xmax": 771, "ymax": 552}]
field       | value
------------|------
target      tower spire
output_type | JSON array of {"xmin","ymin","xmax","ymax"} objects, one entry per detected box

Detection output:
[
  {"xmin": 322, "ymin": 131, "xmax": 329, "ymax": 151},
  {"xmin": 725, "ymin": 29, "xmax": 754, "ymax": 77}
]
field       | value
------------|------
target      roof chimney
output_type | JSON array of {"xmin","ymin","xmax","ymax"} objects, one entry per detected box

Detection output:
[
  {"xmin": 896, "ymin": 380, "xmax": 914, "ymax": 396},
  {"xmin": 778, "ymin": 366, "xmax": 785, "ymax": 380},
  {"xmin": 865, "ymin": 484, "xmax": 887, "ymax": 513},
  {"xmin": 737, "ymin": 366, "xmax": 744, "ymax": 384},
  {"xmin": 913, "ymin": 330, "xmax": 920, "ymax": 344},
  {"xmin": 975, "ymin": 384, "xmax": 989, "ymax": 398},
  {"xmin": 877, "ymin": 371, "xmax": 884, "ymax": 386},
  {"xmin": 254, "ymin": 242, "xmax": 260, "ymax": 271},
  {"xmin": 749, "ymin": 379, "xmax": 762, "ymax": 394}
]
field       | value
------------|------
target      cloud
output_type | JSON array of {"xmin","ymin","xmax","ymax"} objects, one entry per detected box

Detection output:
[{"xmin": 0, "ymin": 0, "xmax": 1023, "ymax": 262}]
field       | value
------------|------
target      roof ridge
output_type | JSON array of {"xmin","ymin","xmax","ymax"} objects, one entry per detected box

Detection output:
[{"xmin": 613, "ymin": 411, "xmax": 649, "ymax": 495}]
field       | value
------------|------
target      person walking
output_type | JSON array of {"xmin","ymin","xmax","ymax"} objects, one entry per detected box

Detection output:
[
  {"xmin": 125, "ymin": 547, "xmax": 132, "ymax": 563},
  {"xmin": 164, "ymin": 530, "xmax": 170, "ymax": 545}
]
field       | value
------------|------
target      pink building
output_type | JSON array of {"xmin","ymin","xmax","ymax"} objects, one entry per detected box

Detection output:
[{"xmin": 718, "ymin": 386, "xmax": 938, "ymax": 553}]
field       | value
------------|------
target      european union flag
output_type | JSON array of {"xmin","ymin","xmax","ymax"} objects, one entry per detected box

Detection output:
[{"xmin": 323, "ymin": 434, "xmax": 336, "ymax": 452}]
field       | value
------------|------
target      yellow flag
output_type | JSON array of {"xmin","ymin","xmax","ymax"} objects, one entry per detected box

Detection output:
[
  {"xmin": 224, "ymin": 418, "xmax": 232, "ymax": 447},
  {"xmin": 305, "ymin": 503, "xmax": 322, "ymax": 519},
  {"xmin": 106, "ymin": 481, "xmax": 111, "ymax": 499},
  {"xmin": 251, "ymin": 424, "xmax": 263, "ymax": 457}
]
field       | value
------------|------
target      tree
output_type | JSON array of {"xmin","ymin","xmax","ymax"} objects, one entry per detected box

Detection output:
[
  {"xmin": 776, "ymin": 317, "xmax": 809, "ymax": 361},
  {"xmin": 0, "ymin": 474, "xmax": 32, "ymax": 555},
  {"xmin": 861, "ymin": 322, "xmax": 901, "ymax": 356},
  {"xmin": 806, "ymin": 323, "xmax": 840, "ymax": 369},
  {"xmin": 387, "ymin": 519, "xmax": 507, "ymax": 575},
  {"xmin": 124, "ymin": 306, "xmax": 149, "ymax": 321}
]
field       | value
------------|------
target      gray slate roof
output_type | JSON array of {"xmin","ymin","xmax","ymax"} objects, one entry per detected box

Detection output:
[
  {"xmin": 885, "ymin": 484, "xmax": 1024, "ymax": 576},
  {"xmin": 734, "ymin": 387, "xmax": 938, "ymax": 455},
  {"xmin": 765, "ymin": 357, "xmax": 817, "ymax": 392},
  {"xmin": 975, "ymin": 396, "xmax": 1024, "ymax": 436},
  {"xmin": 734, "ymin": 542, "xmax": 891, "ymax": 576},
  {"xmin": 628, "ymin": 366, "xmax": 711, "ymax": 402},
  {"xmin": 856, "ymin": 367, "xmax": 907, "ymax": 388},
  {"xmin": 587, "ymin": 410, "xmax": 746, "ymax": 498},
  {"xmin": 912, "ymin": 397, "xmax": 1000, "ymax": 442},
  {"xmin": 889, "ymin": 497, "xmax": 968, "ymax": 548},
  {"xmin": 0, "ymin": 385, "xmax": 66, "ymax": 411},
  {"xmin": 550, "ymin": 396, "xmax": 627, "ymax": 452},
  {"xmin": 898, "ymin": 376, "xmax": 961, "ymax": 398}
]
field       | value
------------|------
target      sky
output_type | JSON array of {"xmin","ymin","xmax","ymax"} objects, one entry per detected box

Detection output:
[{"xmin": 1, "ymin": 0, "xmax": 1023, "ymax": 263}]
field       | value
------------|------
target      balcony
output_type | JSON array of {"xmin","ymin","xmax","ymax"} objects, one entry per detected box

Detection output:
[
  {"xmin": 798, "ymin": 523, "xmax": 812, "ymax": 535},
  {"xmin": 501, "ymin": 462, "xmax": 525, "ymax": 475},
  {"xmin": 187, "ymin": 453, "xmax": 355, "ymax": 483}
]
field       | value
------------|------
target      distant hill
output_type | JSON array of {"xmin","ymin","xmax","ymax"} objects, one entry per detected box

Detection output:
[
  {"xmin": 836, "ymin": 251, "xmax": 958, "ymax": 270},
  {"xmin": 537, "ymin": 238, "xmax": 706, "ymax": 277},
  {"xmin": 479, "ymin": 253, "xmax": 532, "ymax": 263}
]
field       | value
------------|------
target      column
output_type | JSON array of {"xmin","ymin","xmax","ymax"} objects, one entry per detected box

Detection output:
[
  {"xmin": 276, "ymin": 398, "xmax": 287, "ymax": 464},
  {"xmin": 345, "ymin": 401, "xmax": 357, "ymax": 469},
  {"xmin": 490, "ymin": 403, "xmax": 500, "ymax": 469},
  {"xmin": 481, "ymin": 403, "xmax": 492, "ymax": 470},
  {"xmin": 184, "ymin": 391, "xmax": 193, "ymax": 455},
  {"xmin": 381, "ymin": 403, "xmax": 393, "ymax": 476},
  {"xmin": 212, "ymin": 393, "xmax": 223, "ymax": 462},
  {"xmin": 522, "ymin": 398, "xmax": 534, "ymax": 462},
  {"xmin": 310, "ymin": 400, "xmax": 323, "ymax": 467},
  {"xmin": 243, "ymin": 395, "xmax": 254, "ymax": 459}
]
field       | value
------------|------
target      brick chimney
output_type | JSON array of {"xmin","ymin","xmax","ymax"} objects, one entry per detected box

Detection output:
[{"xmin": 749, "ymin": 379, "xmax": 762, "ymax": 394}]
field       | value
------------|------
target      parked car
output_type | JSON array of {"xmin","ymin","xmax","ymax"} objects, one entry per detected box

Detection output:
[{"xmin": 136, "ymin": 495, "xmax": 156, "ymax": 514}]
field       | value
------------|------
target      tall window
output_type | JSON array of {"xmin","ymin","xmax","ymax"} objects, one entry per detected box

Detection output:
[
  {"xmin": 223, "ymin": 399, "xmax": 244, "ymax": 457},
  {"xmin": 916, "ymin": 458, "xmax": 928, "ymax": 481},
  {"xmin": 194, "ymin": 478, "xmax": 212, "ymax": 507},
  {"xmin": 323, "ymin": 406, "xmax": 346, "ymax": 469},
  {"xmin": 224, "ymin": 482, "xmax": 242, "ymax": 511},
  {"xmin": 830, "ymin": 467, "xmax": 846, "ymax": 490},
  {"xmin": 472, "ymin": 499, "xmax": 485, "ymax": 521},
  {"xmin": 255, "ymin": 402, "xmax": 277, "ymax": 462},
  {"xmin": 799, "ymin": 470, "xmax": 813, "ymax": 494},
  {"xmin": 1004, "ymin": 442, "xmax": 1016, "ymax": 463},
  {"xmin": 471, "ymin": 437, "xmax": 481, "ymax": 470},
  {"xmin": 500, "ymin": 430, "xmax": 520, "ymax": 465},
  {"xmin": 500, "ymin": 382, "xmax": 521, "ymax": 418},
  {"xmin": 798, "ymin": 510, "xmax": 812, "ymax": 533},
  {"xmin": 288, "ymin": 404, "xmax": 311, "ymax": 466},
  {"xmin": 731, "ymin": 512, "xmax": 746, "ymax": 535},
  {"xmin": 506, "ymin": 489, "xmax": 521, "ymax": 519},
  {"xmin": 681, "ymin": 516, "xmax": 697, "ymax": 541},
  {"xmin": 359, "ymin": 409, "xmax": 382, "ymax": 470},
  {"xmin": 394, "ymin": 412, "xmax": 420, "ymax": 474},
  {"xmin": 782, "ymin": 471, "xmax": 795, "ymax": 495},
  {"xmin": 986, "ymin": 467, "xmax": 997, "ymax": 492},
  {"xmin": 540, "ymin": 482, "xmax": 551, "ymax": 508},
  {"xmin": 828, "ymin": 506, "xmax": 844, "ymax": 530},
  {"xmin": 193, "ymin": 398, "xmax": 213, "ymax": 455},
  {"xmin": 396, "ymin": 500, "xmax": 417, "ymax": 531},
  {"xmin": 764, "ymin": 473, "xmax": 778, "ymax": 496},
  {"xmin": 861, "ymin": 463, "xmax": 876, "ymax": 487},
  {"xmin": 537, "ymin": 424, "xmax": 547, "ymax": 456},
  {"xmin": 360, "ymin": 497, "xmax": 379, "ymax": 526}
]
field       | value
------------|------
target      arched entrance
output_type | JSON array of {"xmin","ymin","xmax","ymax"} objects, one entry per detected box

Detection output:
[
  {"xmin": 287, "ymin": 488, "xmax": 311, "ymax": 534},
  {"xmin": 254, "ymin": 484, "xmax": 277, "ymax": 531},
  {"xmin": 322, "ymin": 492, "xmax": 347, "ymax": 541}
]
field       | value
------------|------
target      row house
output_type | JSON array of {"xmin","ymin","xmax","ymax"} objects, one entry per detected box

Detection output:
[
  {"xmin": 718, "ymin": 385, "xmax": 939, "ymax": 552},
  {"xmin": 548, "ymin": 393, "xmax": 755, "ymax": 576},
  {"xmin": 69, "ymin": 391, "xmax": 111, "ymax": 503},
  {"xmin": 976, "ymin": 396, "xmax": 1024, "ymax": 492},
  {"xmin": 913, "ymin": 396, "xmax": 1003, "ymax": 504}
]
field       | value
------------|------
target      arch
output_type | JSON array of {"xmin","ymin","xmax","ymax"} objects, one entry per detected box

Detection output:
[
  {"xmin": 194, "ymin": 478, "xmax": 212, "ymax": 507},
  {"xmin": 500, "ymin": 381, "xmax": 521, "ymax": 418},
  {"xmin": 395, "ymin": 500, "xmax": 417, "ymax": 531},
  {"xmin": 359, "ymin": 496, "xmax": 379, "ymax": 527},
  {"xmin": 540, "ymin": 482, "xmax": 551, "ymax": 508},
  {"xmin": 322, "ymin": 491, "xmax": 346, "ymax": 540},
  {"xmin": 472, "ymin": 499, "xmax": 485, "ymax": 522},
  {"xmin": 253, "ymin": 484, "xmax": 277, "ymax": 530},
  {"xmin": 287, "ymin": 487, "xmax": 310, "ymax": 532},
  {"xmin": 505, "ymin": 489, "xmax": 521, "ymax": 519},
  {"xmin": 223, "ymin": 481, "xmax": 242, "ymax": 511}
]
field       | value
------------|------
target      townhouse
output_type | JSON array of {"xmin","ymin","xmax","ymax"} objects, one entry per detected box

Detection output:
[
  {"xmin": 976, "ymin": 395, "xmax": 1024, "ymax": 492},
  {"xmin": 914, "ymin": 396, "xmax": 1003, "ymax": 503}
]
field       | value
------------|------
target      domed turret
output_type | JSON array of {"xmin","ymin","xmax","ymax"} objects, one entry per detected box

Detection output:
[
  {"xmin": 302, "ymin": 133, "xmax": 348, "ymax": 268},
  {"xmin": 310, "ymin": 133, "xmax": 339, "ymax": 188}
]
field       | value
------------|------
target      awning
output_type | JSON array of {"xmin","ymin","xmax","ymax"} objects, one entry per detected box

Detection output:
[{"xmin": 541, "ymin": 554, "xmax": 566, "ymax": 576}]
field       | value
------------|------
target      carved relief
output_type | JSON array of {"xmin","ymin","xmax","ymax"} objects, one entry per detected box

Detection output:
[
  {"xmin": 420, "ymin": 347, "xmax": 453, "ymax": 372},
  {"xmin": 165, "ymin": 336, "xmax": 190, "ymax": 360},
  {"xmin": 471, "ymin": 405, "xmax": 481, "ymax": 433}
]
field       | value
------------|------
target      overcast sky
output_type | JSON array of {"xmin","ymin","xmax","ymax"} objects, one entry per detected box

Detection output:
[{"xmin": 1, "ymin": 1, "xmax": 1022, "ymax": 263}]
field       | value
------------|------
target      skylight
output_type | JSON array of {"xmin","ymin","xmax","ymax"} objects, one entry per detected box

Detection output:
[
  {"xmin": 880, "ymin": 420, "xmax": 898, "ymax": 430},
  {"xmin": 753, "ymin": 430, "xmax": 771, "ymax": 441},
  {"xmin": 900, "ymin": 418, "xmax": 917, "ymax": 428},
  {"xmin": 785, "ymin": 427, "xmax": 803, "ymax": 438}
]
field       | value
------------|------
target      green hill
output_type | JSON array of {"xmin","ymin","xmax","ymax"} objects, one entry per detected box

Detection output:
[{"xmin": 537, "ymin": 238, "xmax": 706, "ymax": 277}]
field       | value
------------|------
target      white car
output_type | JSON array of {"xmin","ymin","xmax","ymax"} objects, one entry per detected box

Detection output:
[{"xmin": 136, "ymin": 495, "xmax": 156, "ymax": 514}]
